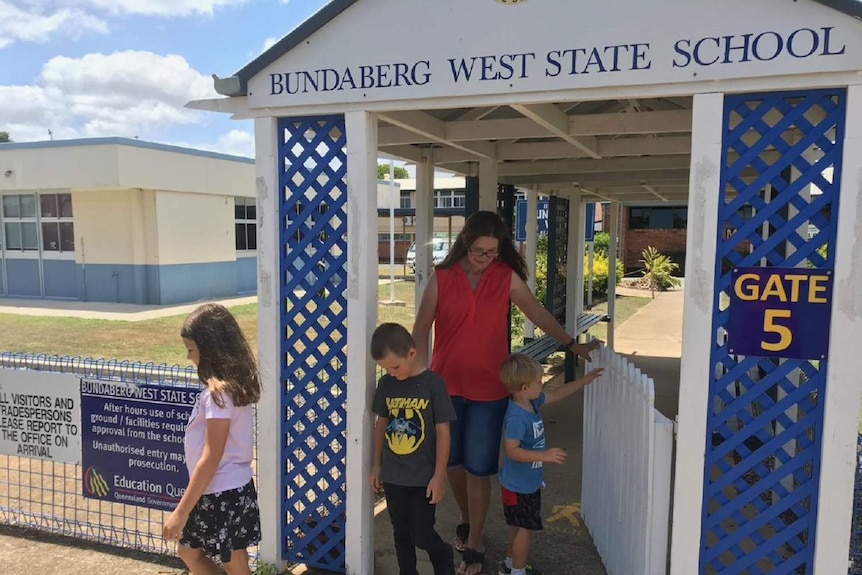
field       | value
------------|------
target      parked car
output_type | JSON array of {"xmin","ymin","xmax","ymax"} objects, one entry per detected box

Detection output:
[{"xmin": 405, "ymin": 239, "xmax": 450, "ymax": 271}]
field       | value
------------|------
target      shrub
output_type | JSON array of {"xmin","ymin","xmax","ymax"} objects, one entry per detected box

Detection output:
[
  {"xmin": 585, "ymin": 252, "xmax": 624, "ymax": 300},
  {"xmin": 592, "ymin": 232, "xmax": 610, "ymax": 256},
  {"xmin": 640, "ymin": 246, "xmax": 681, "ymax": 298}
]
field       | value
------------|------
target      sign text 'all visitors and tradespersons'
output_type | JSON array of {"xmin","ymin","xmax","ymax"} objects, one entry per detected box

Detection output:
[
  {"xmin": 0, "ymin": 371, "xmax": 81, "ymax": 463},
  {"xmin": 269, "ymin": 27, "xmax": 845, "ymax": 96}
]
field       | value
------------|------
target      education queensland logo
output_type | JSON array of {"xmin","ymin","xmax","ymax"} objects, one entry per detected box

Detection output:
[{"xmin": 84, "ymin": 466, "xmax": 110, "ymax": 498}]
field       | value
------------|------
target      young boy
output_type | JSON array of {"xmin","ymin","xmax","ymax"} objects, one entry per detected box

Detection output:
[
  {"xmin": 370, "ymin": 322, "xmax": 457, "ymax": 575},
  {"xmin": 497, "ymin": 354, "xmax": 604, "ymax": 575}
]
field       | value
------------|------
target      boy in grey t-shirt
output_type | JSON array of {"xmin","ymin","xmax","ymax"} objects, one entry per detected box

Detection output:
[{"xmin": 371, "ymin": 323, "xmax": 457, "ymax": 575}]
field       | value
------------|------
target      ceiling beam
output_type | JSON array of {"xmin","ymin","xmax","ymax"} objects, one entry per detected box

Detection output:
[
  {"xmin": 494, "ymin": 135, "xmax": 693, "ymax": 161},
  {"xmin": 379, "ymin": 109, "xmax": 693, "ymax": 146},
  {"xmin": 498, "ymin": 155, "xmax": 692, "ymax": 176},
  {"xmin": 378, "ymin": 111, "xmax": 496, "ymax": 159},
  {"xmin": 508, "ymin": 103, "xmax": 602, "ymax": 159},
  {"xmin": 641, "ymin": 184, "xmax": 669, "ymax": 202},
  {"xmin": 501, "ymin": 173, "xmax": 690, "ymax": 186}
]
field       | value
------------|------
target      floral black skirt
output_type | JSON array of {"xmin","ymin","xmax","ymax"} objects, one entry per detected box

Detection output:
[{"xmin": 180, "ymin": 479, "xmax": 261, "ymax": 563}]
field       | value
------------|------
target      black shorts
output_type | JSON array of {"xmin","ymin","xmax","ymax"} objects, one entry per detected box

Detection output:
[
  {"xmin": 180, "ymin": 479, "xmax": 261, "ymax": 563},
  {"xmin": 501, "ymin": 486, "xmax": 543, "ymax": 531}
]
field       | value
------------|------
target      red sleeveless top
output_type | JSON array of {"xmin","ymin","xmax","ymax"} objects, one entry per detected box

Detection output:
[{"xmin": 431, "ymin": 259, "xmax": 513, "ymax": 401}]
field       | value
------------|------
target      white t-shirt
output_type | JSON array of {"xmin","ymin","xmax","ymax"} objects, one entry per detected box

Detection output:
[{"xmin": 184, "ymin": 387, "xmax": 254, "ymax": 494}]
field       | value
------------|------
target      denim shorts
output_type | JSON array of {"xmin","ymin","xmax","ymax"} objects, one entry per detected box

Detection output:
[{"xmin": 447, "ymin": 396, "xmax": 509, "ymax": 477}]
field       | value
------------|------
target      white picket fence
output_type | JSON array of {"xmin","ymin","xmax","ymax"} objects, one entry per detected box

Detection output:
[{"xmin": 582, "ymin": 346, "xmax": 675, "ymax": 575}]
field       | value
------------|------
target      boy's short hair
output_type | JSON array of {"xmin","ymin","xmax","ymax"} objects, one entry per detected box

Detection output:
[
  {"xmin": 499, "ymin": 354, "xmax": 543, "ymax": 393},
  {"xmin": 370, "ymin": 323, "xmax": 416, "ymax": 360}
]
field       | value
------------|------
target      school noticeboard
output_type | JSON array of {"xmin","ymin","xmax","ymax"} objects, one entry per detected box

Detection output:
[
  {"xmin": 0, "ymin": 370, "xmax": 81, "ymax": 463},
  {"xmin": 80, "ymin": 380, "xmax": 198, "ymax": 511},
  {"xmin": 727, "ymin": 267, "xmax": 833, "ymax": 360}
]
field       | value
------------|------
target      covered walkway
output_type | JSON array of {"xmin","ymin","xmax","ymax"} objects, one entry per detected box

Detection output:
[{"xmin": 368, "ymin": 288, "xmax": 683, "ymax": 575}]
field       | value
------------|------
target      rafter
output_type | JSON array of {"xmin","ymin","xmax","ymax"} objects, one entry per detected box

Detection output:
[
  {"xmin": 510, "ymin": 103, "xmax": 601, "ymax": 159},
  {"xmin": 641, "ymin": 184, "xmax": 669, "ymax": 202},
  {"xmin": 378, "ymin": 111, "xmax": 496, "ymax": 159}
]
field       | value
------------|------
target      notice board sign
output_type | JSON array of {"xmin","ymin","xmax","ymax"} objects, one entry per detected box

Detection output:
[
  {"xmin": 727, "ymin": 267, "xmax": 833, "ymax": 360},
  {"xmin": 81, "ymin": 379, "xmax": 199, "ymax": 511},
  {"xmin": 0, "ymin": 370, "xmax": 81, "ymax": 463}
]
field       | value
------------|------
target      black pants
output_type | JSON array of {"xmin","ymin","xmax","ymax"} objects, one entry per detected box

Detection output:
[{"xmin": 383, "ymin": 483, "xmax": 455, "ymax": 575}]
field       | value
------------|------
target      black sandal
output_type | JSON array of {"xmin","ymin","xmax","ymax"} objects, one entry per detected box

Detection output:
[
  {"xmin": 453, "ymin": 523, "xmax": 469, "ymax": 553},
  {"xmin": 458, "ymin": 547, "xmax": 485, "ymax": 575}
]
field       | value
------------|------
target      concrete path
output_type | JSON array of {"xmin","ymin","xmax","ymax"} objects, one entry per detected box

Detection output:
[{"xmin": 0, "ymin": 287, "xmax": 683, "ymax": 575}]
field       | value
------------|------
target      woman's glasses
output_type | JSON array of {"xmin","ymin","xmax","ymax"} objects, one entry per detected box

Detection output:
[{"xmin": 468, "ymin": 247, "xmax": 499, "ymax": 258}]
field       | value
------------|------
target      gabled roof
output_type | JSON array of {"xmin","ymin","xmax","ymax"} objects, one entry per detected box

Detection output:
[
  {"xmin": 812, "ymin": 0, "xmax": 862, "ymax": 20},
  {"xmin": 213, "ymin": 0, "xmax": 862, "ymax": 97},
  {"xmin": 214, "ymin": 0, "xmax": 358, "ymax": 97}
]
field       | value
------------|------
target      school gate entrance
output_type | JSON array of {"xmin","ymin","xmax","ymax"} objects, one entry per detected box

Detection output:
[{"xmin": 191, "ymin": 1, "xmax": 862, "ymax": 573}]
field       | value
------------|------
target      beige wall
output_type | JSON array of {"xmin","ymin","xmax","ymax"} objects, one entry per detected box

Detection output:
[
  {"xmin": 0, "ymin": 145, "xmax": 120, "ymax": 191},
  {"xmin": 73, "ymin": 188, "xmax": 157, "ymax": 265},
  {"xmin": 117, "ymin": 146, "xmax": 254, "ymax": 199},
  {"xmin": 155, "ymin": 191, "xmax": 235, "ymax": 265}
]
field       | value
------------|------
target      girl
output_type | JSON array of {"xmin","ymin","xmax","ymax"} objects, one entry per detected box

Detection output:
[{"xmin": 163, "ymin": 303, "xmax": 261, "ymax": 575}]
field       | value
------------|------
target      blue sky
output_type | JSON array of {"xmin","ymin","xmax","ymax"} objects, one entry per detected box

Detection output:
[{"xmin": 0, "ymin": 0, "xmax": 334, "ymax": 158}]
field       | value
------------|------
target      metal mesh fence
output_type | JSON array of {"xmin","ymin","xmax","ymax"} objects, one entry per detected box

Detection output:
[{"xmin": 0, "ymin": 352, "xmax": 257, "ymax": 558}]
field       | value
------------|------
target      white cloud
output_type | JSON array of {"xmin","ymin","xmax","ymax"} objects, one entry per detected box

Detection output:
[
  {"xmin": 78, "ymin": 0, "xmax": 248, "ymax": 17},
  {"xmin": 281, "ymin": 0, "xmax": 291, "ymax": 4},
  {"xmin": 2, "ymin": 50, "xmax": 218, "ymax": 142},
  {"xmin": 0, "ymin": 1, "xmax": 108, "ymax": 48},
  {"xmin": 197, "ymin": 130, "xmax": 255, "ymax": 158},
  {"xmin": 262, "ymin": 37, "xmax": 278, "ymax": 52}
]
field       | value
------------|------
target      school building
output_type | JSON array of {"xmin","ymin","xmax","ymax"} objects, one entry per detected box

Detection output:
[{"xmin": 0, "ymin": 138, "xmax": 258, "ymax": 304}]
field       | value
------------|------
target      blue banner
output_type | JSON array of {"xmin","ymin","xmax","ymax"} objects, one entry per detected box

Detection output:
[
  {"xmin": 727, "ymin": 267, "xmax": 833, "ymax": 360},
  {"xmin": 81, "ymin": 380, "xmax": 199, "ymax": 511},
  {"xmin": 515, "ymin": 199, "xmax": 596, "ymax": 241}
]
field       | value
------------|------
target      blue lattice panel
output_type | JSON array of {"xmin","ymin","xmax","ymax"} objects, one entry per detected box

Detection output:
[
  {"xmin": 278, "ymin": 116, "xmax": 348, "ymax": 571},
  {"xmin": 700, "ymin": 89, "xmax": 846, "ymax": 575}
]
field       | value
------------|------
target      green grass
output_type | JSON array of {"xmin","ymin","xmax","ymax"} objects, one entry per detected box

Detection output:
[
  {"xmin": 0, "ymin": 282, "xmax": 651, "ymax": 365},
  {"xmin": 586, "ymin": 294, "xmax": 653, "ymax": 341}
]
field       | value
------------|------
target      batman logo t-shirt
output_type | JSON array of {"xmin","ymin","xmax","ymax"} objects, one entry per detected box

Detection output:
[{"xmin": 372, "ymin": 370, "xmax": 456, "ymax": 487}]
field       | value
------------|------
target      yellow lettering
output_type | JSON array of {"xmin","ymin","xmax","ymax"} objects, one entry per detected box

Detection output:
[
  {"xmin": 783, "ymin": 274, "xmax": 807, "ymax": 303},
  {"xmin": 734, "ymin": 273, "xmax": 761, "ymax": 301},
  {"xmin": 760, "ymin": 275, "xmax": 788, "ymax": 302},
  {"xmin": 385, "ymin": 398, "xmax": 430, "ymax": 410},
  {"xmin": 809, "ymin": 275, "xmax": 829, "ymax": 303},
  {"xmin": 762, "ymin": 309, "xmax": 793, "ymax": 352}
]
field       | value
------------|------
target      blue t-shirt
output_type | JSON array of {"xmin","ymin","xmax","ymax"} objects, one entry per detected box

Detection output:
[{"xmin": 500, "ymin": 393, "xmax": 546, "ymax": 494}]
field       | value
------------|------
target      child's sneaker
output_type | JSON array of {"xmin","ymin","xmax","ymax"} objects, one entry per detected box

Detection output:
[{"xmin": 497, "ymin": 561, "xmax": 542, "ymax": 575}]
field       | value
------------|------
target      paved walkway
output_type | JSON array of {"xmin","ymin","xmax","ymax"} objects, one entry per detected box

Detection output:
[{"xmin": 0, "ymin": 286, "xmax": 683, "ymax": 575}]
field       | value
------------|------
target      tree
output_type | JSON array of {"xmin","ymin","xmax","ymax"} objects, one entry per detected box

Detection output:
[
  {"xmin": 640, "ymin": 246, "xmax": 681, "ymax": 299},
  {"xmin": 0, "ymin": 132, "xmax": 11, "ymax": 143},
  {"xmin": 377, "ymin": 163, "xmax": 409, "ymax": 179}
]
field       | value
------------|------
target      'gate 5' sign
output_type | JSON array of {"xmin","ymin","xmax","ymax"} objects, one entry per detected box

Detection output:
[{"xmin": 727, "ymin": 267, "xmax": 833, "ymax": 360}]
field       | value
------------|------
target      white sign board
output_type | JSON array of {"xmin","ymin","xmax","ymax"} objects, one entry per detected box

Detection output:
[
  {"xmin": 0, "ymin": 370, "xmax": 82, "ymax": 463},
  {"xmin": 248, "ymin": 0, "xmax": 862, "ymax": 108}
]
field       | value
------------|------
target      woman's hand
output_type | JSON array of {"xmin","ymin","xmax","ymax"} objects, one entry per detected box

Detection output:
[{"xmin": 571, "ymin": 338, "xmax": 602, "ymax": 360}]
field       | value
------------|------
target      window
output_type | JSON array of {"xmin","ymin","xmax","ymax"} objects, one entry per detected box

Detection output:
[
  {"xmin": 379, "ymin": 233, "xmax": 413, "ymax": 242},
  {"xmin": 400, "ymin": 191, "xmax": 412, "ymax": 209},
  {"xmin": 39, "ymin": 193, "xmax": 74, "ymax": 252},
  {"xmin": 434, "ymin": 189, "xmax": 465, "ymax": 209},
  {"xmin": 628, "ymin": 206, "xmax": 688, "ymax": 230},
  {"xmin": 235, "ymin": 197, "xmax": 257, "ymax": 251},
  {"xmin": 2, "ymin": 194, "xmax": 39, "ymax": 251}
]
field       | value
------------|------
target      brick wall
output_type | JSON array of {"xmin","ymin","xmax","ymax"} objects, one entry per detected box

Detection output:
[{"xmin": 621, "ymin": 208, "xmax": 687, "ymax": 274}]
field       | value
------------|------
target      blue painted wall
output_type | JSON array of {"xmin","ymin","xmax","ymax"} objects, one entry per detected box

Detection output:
[
  {"xmin": 2, "ymin": 258, "xmax": 257, "ymax": 304},
  {"xmin": 6, "ymin": 259, "xmax": 41, "ymax": 297},
  {"xmin": 236, "ymin": 257, "xmax": 257, "ymax": 294}
]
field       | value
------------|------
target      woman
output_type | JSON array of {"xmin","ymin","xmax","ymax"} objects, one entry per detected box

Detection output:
[{"xmin": 413, "ymin": 211, "xmax": 600, "ymax": 575}]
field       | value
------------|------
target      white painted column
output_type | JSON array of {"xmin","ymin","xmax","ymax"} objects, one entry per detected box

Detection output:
[
  {"xmin": 415, "ymin": 147, "xmax": 435, "ymax": 308},
  {"xmin": 566, "ymin": 190, "xmax": 584, "ymax": 334},
  {"xmin": 669, "ymin": 92, "xmax": 724, "ymax": 575},
  {"xmin": 478, "ymin": 157, "xmax": 498, "ymax": 213},
  {"xmin": 344, "ymin": 111, "xmax": 379, "ymax": 575},
  {"xmin": 813, "ymin": 83, "xmax": 862, "ymax": 574},
  {"xmin": 525, "ymin": 187, "xmax": 539, "ymax": 339},
  {"xmin": 253, "ymin": 117, "xmax": 283, "ymax": 570},
  {"xmin": 607, "ymin": 200, "xmax": 619, "ymax": 349}
]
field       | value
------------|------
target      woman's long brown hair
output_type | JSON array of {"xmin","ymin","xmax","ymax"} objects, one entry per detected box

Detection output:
[{"xmin": 437, "ymin": 210, "xmax": 528, "ymax": 281}]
